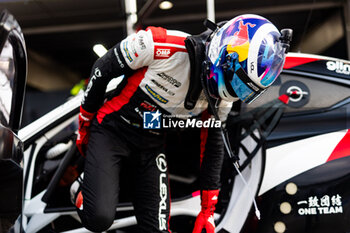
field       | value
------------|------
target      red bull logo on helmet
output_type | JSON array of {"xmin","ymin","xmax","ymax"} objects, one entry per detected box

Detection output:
[
  {"xmin": 227, "ymin": 21, "xmax": 256, "ymax": 62},
  {"xmin": 220, "ymin": 15, "xmax": 269, "ymax": 64}
]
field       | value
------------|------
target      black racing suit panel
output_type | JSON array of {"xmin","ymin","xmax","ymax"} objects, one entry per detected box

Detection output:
[
  {"xmin": 200, "ymin": 127, "xmax": 224, "ymax": 190},
  {"xmin": 82, "ymin": 43, "xmax": 134, "ymax": 113}
]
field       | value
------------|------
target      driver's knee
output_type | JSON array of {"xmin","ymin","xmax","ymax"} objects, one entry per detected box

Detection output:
[{"xmin": 81, "ymin": 209, "xmax": 115, "ymax": 232}]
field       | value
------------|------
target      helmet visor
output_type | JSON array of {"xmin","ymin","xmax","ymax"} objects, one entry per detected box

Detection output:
[
  {"xmin": 258, "ymin": 32, "xmax": 285, "ymax": 87},
  {"xmin": 222, "ymin": 51, "xmax": 265, "ymax": 104}
]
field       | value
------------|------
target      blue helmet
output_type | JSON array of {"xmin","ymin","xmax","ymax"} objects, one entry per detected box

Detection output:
[{"xmin": 206, "ymin": 14, "xmax": 287, "ymax": 103}]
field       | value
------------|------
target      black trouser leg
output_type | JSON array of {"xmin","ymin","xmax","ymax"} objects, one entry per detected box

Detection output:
[
  {"xmin": 132, "ymin": 151, "xmax": 171, "ymax": 233},
  {"xmin": 77, "ymin": 123, "xmax": 130, "ymax": 232}
]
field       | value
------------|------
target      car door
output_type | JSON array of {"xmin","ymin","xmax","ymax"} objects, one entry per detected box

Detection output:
[{"xmin": 0, "ymin": 10, "xmax": 27, "ymax": 233}]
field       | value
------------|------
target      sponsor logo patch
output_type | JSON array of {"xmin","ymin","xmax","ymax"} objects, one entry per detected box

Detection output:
[
  {"xmin": 326, "ymin": 60, "xmax": 350, "ymax": 75},
  {"xmin": 94, "ymin": 68, "xmax": 102, "ymax": 77},
  {"xmin": 250, "ymin": 62, "xmax": 255, "ymax": 73},
  {"xmin": 123, "ymin": 41, "xmax": 133, "ymax": 62},
  {"xmin": 114, "ymin": 48, "xmax": 125, "ymax": 68},
  {"xmin": 151, "ymin": 79, "xmax": 175, "ymax": 96},
  {"xmin": 145, "ymin": 84, "xmax": 169, "ymax": 104},
  {"xmin": 131, "ymin": 38, "xmax": 139, "ymax": 57},
  {"xmin": 157, "ymin": 72, "xmax": 181, "ymax": 87},
  {"xmin": 156, "ymin": 153, "xmax": 168, "ymax": 230},
  {"xmin": 154, "ymin": 45, "xmax": 187, "ymax": 59},
  {"xmin": 138, "ymin": 35, "xmax": 146, "ymax": 50},
  {"xmin": 140, "ymin": 101, "xmax": 157, "ymax": 112},
  {"xmin": 82, "ymin": 73, "xmax": 98, "ymax": 104},
  {"xmin": 297, "ymin": 194, "xmax": 343, "ymax": 216},
  {"xmin": 155, "ymin": 48, "xmax": 171, "ymax": 58},
  {"xmin": 156, "ymin": 153, "xmax": 167, "ymax": 172}
]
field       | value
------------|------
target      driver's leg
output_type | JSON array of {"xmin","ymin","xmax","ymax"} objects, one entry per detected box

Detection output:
[
  {"xmin": 76, "ymin": 122, "xmax": 130, "ymax": 232},
  {"xmin": 132, "ymin": 150, "xmax": 171, "ymax": 233}
]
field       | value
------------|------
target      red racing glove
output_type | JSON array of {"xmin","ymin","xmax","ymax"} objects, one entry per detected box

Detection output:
[
  {"xmin": 193, "ymin": 189, "xmax": 219, "ymax": 233},
  {"xmin": 76, "ymin": 106, "xmax": 95, "ymax": 157}
]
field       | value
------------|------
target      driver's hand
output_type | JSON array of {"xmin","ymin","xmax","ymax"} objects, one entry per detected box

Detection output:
[{"xmin": 192, "ymin": 190, "xmax": 219, "ymax": 233}]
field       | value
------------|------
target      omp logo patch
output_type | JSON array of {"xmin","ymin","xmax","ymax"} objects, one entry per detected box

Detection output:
[
  {"xmin": 155, "ymin": 48, "xmax": 171, "ymax": 58},
  {"xmin": 145, "ymin": 84, "xmax": 168, "ymax": 104},
  {"xmin": 154, "ymin": 45, "xmax": 187, "ymax": 59}
]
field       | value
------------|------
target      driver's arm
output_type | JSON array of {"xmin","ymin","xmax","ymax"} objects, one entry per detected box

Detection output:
[
  {"xmin": 82, "ymin": 29, "xmax": 154, "ymax": 113},
  {"xmin": 193, "ymin": 101, "xmax": 233, "ymax": 232}
]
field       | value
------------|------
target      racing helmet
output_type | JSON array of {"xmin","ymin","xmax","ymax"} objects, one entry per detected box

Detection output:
[{"xmin": 206, "ymin": 14, "xmax": 288, "ymax": 103}]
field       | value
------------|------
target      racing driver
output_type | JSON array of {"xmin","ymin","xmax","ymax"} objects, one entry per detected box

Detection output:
[{"xmin": 71, "ymin": 14, "xmax": 290, "ymax": 232}]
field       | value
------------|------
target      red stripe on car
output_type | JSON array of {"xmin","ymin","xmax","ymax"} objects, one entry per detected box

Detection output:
[
  {"xmin": 283, "ymin": 57, "xmax": 320, "ymax": 69},
  {"xmin": 327, "ymin": 129, "xmax": 350, "ymax": 162}
]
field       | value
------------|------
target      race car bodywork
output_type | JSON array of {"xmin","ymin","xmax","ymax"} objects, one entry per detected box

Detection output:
[{"xmin": 237, "ymin": 53, "xmax": 350, "ymax": 233}]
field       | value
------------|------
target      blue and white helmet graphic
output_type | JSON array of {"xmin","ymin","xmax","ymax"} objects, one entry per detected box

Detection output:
[{"xmin": 206, "ymin": 14, "xmax": 287, "ymax": 103}]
